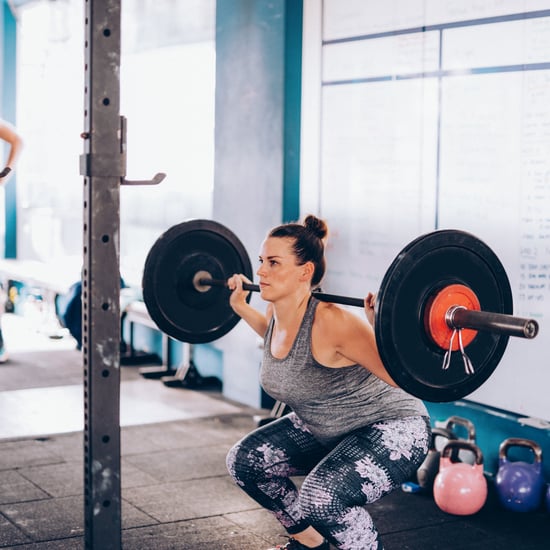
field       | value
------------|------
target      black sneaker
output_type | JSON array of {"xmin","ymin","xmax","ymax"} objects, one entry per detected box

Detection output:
[{"xmin": 267, "ymin": 538, "xmax": 329, "ymax": 550}]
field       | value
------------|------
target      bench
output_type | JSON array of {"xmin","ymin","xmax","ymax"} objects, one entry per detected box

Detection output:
[
  {"xmin": 122, "ymin": 300, "xmax": 221, "ymax": 389},
  {"xmin": 121, "ymin": 300, "xmax": 174, "ymax": 373},
  {"xmin": 0, "ymin": 257, "xmax": 80, "ymax": 299},
  {"xmin": 0, "ymin": 257, "xmax": 81, "ymax": 336},
  {"xmin": 0, "ymin": 258, "xmax": 146, "ymax": 351}
]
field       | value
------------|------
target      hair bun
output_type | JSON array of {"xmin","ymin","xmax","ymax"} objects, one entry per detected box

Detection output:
[{"xmin": 303, "ymin": 215, "xmax": 328, "ymax": 240}]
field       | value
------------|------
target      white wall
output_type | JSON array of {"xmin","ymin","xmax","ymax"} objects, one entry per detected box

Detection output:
[{"xmin": 300, "ymin": 0, "xmax": 550, "ymax": 420}]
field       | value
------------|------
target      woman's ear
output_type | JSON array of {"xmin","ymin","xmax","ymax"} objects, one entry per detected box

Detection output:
[{"xmin": 299, "ymin": 261, "xmax": 315, "ymax": 282}]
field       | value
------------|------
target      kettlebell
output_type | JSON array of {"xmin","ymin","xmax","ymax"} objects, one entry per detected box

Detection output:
[
  {"xmin": 444, "ymin": 416, "xmax": 476, "ymax": 465},
  {"xmin": 433, "ymin": 440, "xmax": 487, "ymax": 515},
  {"xmin": 495, "ymin": 438, "xmax": 544, "ymax": 513},
  {"xmin": 417, "ymin": 427, "xmax": 456, "ymax": 491}
]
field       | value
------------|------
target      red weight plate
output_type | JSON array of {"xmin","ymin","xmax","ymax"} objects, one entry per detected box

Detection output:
[{"xmin": 424, "ymin": 284, "xmax": 480, "ymax": 350}]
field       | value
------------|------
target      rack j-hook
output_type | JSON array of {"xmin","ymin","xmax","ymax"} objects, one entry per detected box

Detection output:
[{"xmin": 79, "ymin": 115, "xmax": 166, "ymax": 186}]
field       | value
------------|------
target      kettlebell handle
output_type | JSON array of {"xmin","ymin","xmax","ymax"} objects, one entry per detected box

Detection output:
[
  {"xmin": 445, "ymin": 416, "xmax": 476, "ymax": 441},
  {"xmin": 441, "ymin": 440, "xmax": 483, "ymax": 465},
  {"xmin": 431, "ymin": 427, "xmax": 457, "ymax": 446},
  {"xmin": 498, "ymin": 438, "xmax": 543, "ymax": 463}
]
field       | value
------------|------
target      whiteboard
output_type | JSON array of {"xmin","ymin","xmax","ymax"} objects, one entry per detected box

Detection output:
[
  {"xmin": 306, "ymin": 0, "xmax": 550, "ymax": 420},
  {"xmin": 323, "ymin": 0, "xmax": 550, "ymax": 40},
  {"xmin": 437, "ymin": 69, "xmax": 550, "ymax": 416},
  {"xmin": 320, "ymin": 78, "xmax": 439, "ymax": 296}
]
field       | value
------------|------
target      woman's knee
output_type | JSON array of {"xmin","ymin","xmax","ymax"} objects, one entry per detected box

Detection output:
[
  {"xmin": 226, "ymin": 434, "xmax": 293, "ymax": 486},
  {"xmin": 226, "ymin": 436, "xmax": 258, "ymax": 486},
  {"xmin": 226, "ymin": 440, "xmax": 245, "ymax": 484}
]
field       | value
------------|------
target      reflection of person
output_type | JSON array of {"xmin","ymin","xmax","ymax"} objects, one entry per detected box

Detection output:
[
  {"xmin": 225, "ymin": 215, "xmax": 430, "ymax": 550},
  {"xmin": 0, "ymin": 120, "xmax": 23, "ymax": 186},
  {"xmin": 0, "ymin": 119, "xmax": 23, "ymax": 362}
]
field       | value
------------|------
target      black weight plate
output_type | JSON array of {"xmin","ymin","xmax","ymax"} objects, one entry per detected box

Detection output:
[
  {"xmin": 142, "ymin": 219, "xmax": 253, "ymax": 343},
  {"xmin": 375, "ymin": 229, "xmax": 512, "ymax": 403}
]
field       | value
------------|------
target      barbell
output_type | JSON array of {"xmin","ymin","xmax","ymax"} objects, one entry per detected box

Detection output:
[{"xmin": 142, "ymin": 219, "xmax": 539, "ymax": 402}]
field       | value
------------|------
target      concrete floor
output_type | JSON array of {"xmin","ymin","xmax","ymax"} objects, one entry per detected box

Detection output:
[{"xmin": 0, "ymin": 313, "xmax": 548, "ymax": 549}]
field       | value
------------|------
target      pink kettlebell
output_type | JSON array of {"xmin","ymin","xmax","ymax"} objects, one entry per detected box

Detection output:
[{"xmin": 433, "ymin": 440, "xmax": 487, "ymax": 515}]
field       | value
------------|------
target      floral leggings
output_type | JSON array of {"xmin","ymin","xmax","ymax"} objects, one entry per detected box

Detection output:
[{"xmin": 226, "ymin": 413, "xmax": 430, "ymax": 550}]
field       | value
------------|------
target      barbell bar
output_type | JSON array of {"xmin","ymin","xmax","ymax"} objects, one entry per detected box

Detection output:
[
  {"xmin": 141, "ymin": 219, "xmax": 540, "ymax": 402},
  {"xmin": 446, "ymin": 306, "xmax": 538, "ymax": 339},
  {"xmin": 197, "ymin": 277, "xmax": 538, "ymax": 340}
]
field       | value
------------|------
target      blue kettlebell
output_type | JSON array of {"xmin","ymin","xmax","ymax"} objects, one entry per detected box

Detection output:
[{"xmin": 495, "ymin": 438, "xmax": 544, "ymax": 513}]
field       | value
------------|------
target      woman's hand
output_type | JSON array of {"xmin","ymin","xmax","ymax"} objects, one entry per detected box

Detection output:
[
  {"xmin": 364, "ymin": 292, "xmax": 376, "ymax": 326},
  {"xmin": 227, "ymin": 273, "xmax": 268, "ymax": 337},
  {"xmin": 227, "ymin": 273, "xmax": 253, "ymax": 312}
]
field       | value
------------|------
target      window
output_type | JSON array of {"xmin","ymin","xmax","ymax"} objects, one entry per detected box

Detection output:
[{"xmin": 16, "ymin": 0, "xmax": 215, "ymax": 286}]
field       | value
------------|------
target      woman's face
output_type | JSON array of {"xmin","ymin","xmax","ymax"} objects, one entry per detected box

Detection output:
[{"xmin": 256, "ymin": 236, "xmax": 306, "ymax": 301}]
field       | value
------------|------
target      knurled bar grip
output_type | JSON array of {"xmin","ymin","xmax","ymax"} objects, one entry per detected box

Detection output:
[
  {"xmin": 199, "ymin": 278, "xmax": 539, "ymax": 339},
  {"xmin": 200, "ymin": 278, "xmax": 365, "ymax": 307}
]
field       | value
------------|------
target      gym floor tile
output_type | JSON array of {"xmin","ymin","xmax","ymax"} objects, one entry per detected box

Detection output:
[
  {"xmin": 0, "ymin": 470, "xmax": 50, "ymax": 504},
  {"xmin": 122, "ymin": 443, "xmax": 233, "ymax": 482},
  {"xmin": 121, "ymin": 515, "xmax": 274, "ymax": 549},
  {"xmin": 0, "ymin": 495, "xmax": 84, "ymax": 541},
  {"xmin": 0, "ymin": 513, "xmax": 32, "ymax": 546},
  {"xmin": 5, "ymin": 540, "xmax": 83, "ymax": 550},
  {"xmin": 0, "ymin": 438, "xmax": 65, "ymax": 469},
  {"xmin": 120, "ymin": 415, "xmax": 255, "ymax": 455},
  {"xmin": 0, "ymin": 494, "xmax": 157, "ymax": 542},
  {"xmin": 123, "ymin": 476, "xmax": 259, "ymax": 524},
  {"xmin": 224, "ymin": 509, "xmax": 289, "ymax": 542},
  {"xmin": 16, "ymin": 461, "xmax": 83, "ymax": 499}
]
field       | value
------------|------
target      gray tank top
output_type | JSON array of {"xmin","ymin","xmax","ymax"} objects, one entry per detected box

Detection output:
[{"xmin": 260, "ymin": 297, "xmax": 428, "ymax": 445}]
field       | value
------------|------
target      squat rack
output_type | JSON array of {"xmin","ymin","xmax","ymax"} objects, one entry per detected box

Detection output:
[
  {"xmin": 81, "ymin": 1, "xmax": 122, "ymax": 547},
  {"xmin": 80, "ymin": 2, "xmax": 164, "ymax": 548}
]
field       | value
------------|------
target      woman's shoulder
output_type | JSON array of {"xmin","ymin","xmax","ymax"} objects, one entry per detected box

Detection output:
[{"xmin": 313, "ymin": 299, "xmax": 365, "ymax": 332}]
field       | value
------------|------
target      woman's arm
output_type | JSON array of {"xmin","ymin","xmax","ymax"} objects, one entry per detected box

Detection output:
[
  {"xmin": 0, "ymin": 120, "xmax": 23, "ymax": 184},
  {"xmin": 227, "ymin": 273, "xmax": 269, "ymax": 338}
]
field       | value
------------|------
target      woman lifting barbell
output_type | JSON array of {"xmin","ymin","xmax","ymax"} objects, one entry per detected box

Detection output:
[
  {"xmin": 225, "ymin": 215, "xmax": 431, "ymax": 550},
  {"xmin": 0, "ymin": 119, "xmax": 23, "ymax": 363}
]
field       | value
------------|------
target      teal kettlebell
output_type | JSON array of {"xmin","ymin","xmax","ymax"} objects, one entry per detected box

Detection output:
[
  {"xmin": 444, "ymin": 416, "xmax": 476, "ymax": 465},
  {"xmin": 417, "ymin": 427, "xmax": 456, "ymax": 491},
  {"xmin": 495, "ymin": 438, "xmax": 544, "ymax": 513}
]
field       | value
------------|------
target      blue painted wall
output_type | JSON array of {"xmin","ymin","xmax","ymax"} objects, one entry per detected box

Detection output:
[
  {"xmin": 208, "ymin": 0, "xmax": 304, "ymax": 406},
  {"xmin": 282, "ymin": 0, "xmax": 302, "ymax": 223},
  {"xmin": 1, "ymin": 0, "xmax": 17, "ymax": 258},
  {"xmin": 426, "ymin": 400, "xmax": 550, "ymax": 481}
]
